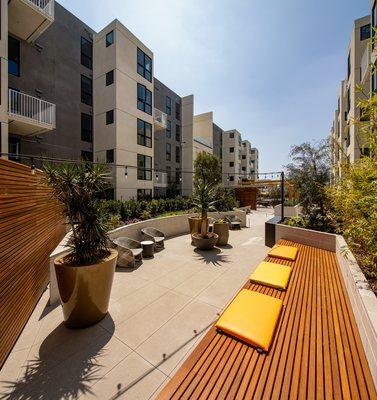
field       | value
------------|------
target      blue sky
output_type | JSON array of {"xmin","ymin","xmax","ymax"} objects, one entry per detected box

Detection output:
[{"xmin": 59, "ymin": 0, "xmax": 370, "ymax": 172}]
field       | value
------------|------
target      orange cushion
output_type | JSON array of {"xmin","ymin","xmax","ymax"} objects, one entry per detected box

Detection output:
[
  {"xmin": 268, "ymin": 244, "xmax": 298, "ymax": 261},
  {"xmin": 250, "ymin": 261, "xmax": 292, "ymax": 290},
  {"xmin": 215, "ymin": 290, "xmax": 283, "ymax": 352}
]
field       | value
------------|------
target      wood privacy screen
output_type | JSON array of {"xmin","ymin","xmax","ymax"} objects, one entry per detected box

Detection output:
[
  {"xmin": 0, "ymin": 158, "xmax": 65, "ymax": 368},
  {"xmin": 235, "ymin": 186, "xmax": 257, "ymax": 209}
]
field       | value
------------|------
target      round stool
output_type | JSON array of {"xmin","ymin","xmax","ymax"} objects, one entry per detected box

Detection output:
[{"xmin": 141, "ymin": 240, "xmax": 154, "ymax": 258}]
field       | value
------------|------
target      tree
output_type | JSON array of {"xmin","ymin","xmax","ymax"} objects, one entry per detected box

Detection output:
[
  {"xmin": 285, "ymin": 140, "xmax": 334, "ymax": 232},
  {"xmin": 192, "ymin": 152, "xmax": 222, "ymax": 236}
]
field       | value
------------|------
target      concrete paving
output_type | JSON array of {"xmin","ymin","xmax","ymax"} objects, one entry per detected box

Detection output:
[{"xmin": 0, "ymin": 210, "xmax": 272, "ymax": 400}]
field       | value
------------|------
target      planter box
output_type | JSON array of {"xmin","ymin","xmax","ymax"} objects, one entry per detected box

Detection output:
[{"xmin": 274, "ymin": 204, "xmax": 301, "ymax": 218}]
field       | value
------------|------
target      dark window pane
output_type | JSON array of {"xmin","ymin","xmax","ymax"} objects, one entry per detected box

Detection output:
[
  {"xmin": 106, "ymin": 31, "xmax": 114, "ymax": 47},
  {"xmin": 166, "ymin": 143, "xmax": 171, "ymax": 161},
  {"xmin": 166, "ymin": 120, "xmax": 171, "ymax": 138},
  {"xmin": 166, "ymin": 96, "xmax": 172, "ymax": 115},
  {"xmin": 175, "ymin": 124, "xmax": 180, "ymax": 141},
  {"xmin": 81, "ymin": 113, "xmax": 93, "ymax": 142},
  {"xmin": 81, "ymin": 37, "xmax": 93, "ymax": 69},
  {"xmin": 8, "ymin": 36, "xmax": 20, "ymax": 76},
  {"xmin": 137, "ymin": 154, "xmax": 152, "ymax": 180},
  {"xmin": 106, "ymin": 110, "xmax": 114, "ymax": 125},
  {"xmin": 106, "ymin": 70, "xmax": 114, "ymax": 86},
  {"xmin": 81, "ymin": 150, "xmax": 93, "ymax": 162},
  {"xmin": 81, "ymin": 75, "xmax": 93, "ymax": 106},
  {"xmin": 137, "ymin": 47, "xmax": 152, "ymax": 82},
  {"xmin": 106, "ymin": 149, "xmax": 114, "ymax": 163},
  {"xmin": 175, "ymin": 103, "xmax": 181, "ymax": 120},
  {"xmin": 137, "ymin": 83, "xmax": 152, "ymax": 114},
  {"xmin": 360, "ymin": 24, "xmax": 371, "ymax": 41}
]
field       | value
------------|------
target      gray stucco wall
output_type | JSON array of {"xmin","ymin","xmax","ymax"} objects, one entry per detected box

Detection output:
[
  {"xmin": 8, "ymin": 2, "xmax": 95, "ymax": 162},
  {"xmin": 153, "ymin": 77, "xmax": 182, "ymax": 197}
]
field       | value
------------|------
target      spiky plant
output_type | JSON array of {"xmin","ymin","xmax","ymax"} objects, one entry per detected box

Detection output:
[{"xmin": 44, "ymin": 163, "xmax": 111, "ymax": 265}]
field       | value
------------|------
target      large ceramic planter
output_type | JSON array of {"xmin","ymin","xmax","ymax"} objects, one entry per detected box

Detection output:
[
  {"xmin": 188, "ymin": 217, "xmax": 204, "ymax": 235},
  {"xmin": 54, "ymin": 249, "xmax": 118, "ymax": 328},
  {"xmin": 213, "ymin": 222, "xmax": 229, "ymax": 246},
  {"xmin": 192, "ymin": 233, "xmax": 218, "ymax": 250}
]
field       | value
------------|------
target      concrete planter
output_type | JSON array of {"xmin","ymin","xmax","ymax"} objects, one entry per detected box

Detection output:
[
  {"xmin": 54, "ymin": 249, "xmax": 117, "ymax": 328},
  {"xmin": 192, "ymin": 233, "xmax": 218, "ymax": 250},
  {"xmin": 274, "ymin": 204, "xmax": 301, "ymax": 218},
  {"xmin": 213, "ymin": 222, "xmax": 229, "ymax": 246}
]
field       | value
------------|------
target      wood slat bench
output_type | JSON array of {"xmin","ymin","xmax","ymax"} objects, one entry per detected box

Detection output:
[{"xmin": 157, "ymin": 240, "xmax": 377, "ymax": 399}]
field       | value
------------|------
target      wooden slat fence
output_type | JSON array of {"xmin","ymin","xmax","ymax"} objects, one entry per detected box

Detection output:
[{"xmin": 0, "ymin": 158, "xmax": 65, "ymax": 368}]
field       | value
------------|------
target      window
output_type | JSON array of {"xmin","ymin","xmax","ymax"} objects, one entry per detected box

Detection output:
[
  {"xmin": 229, "ymin": 132, "xmax": 234, "ymax": 138},
  {"xmin": 242, "ymin": 167, "xmax": 246, "ymax": 171},
  {"xmin": 175, "ymin": 103, "xmax": 181, "ymax": 120},
  {"xmin": 137, "ymin": 189, "xmax": 152, "ymax": 199},
  {"xmin": 106, "ymin": 30, "xmax": 114, "ymax": 47},
  {"xmin": 360, "ymin": 24, "xmax": 371, "ymax": 41},
  {"xmin": 106, "ymin": 149, "xmax": 114, "ymax": 163},
  {"xmin": 106, "ymin": 110, "xmax": 114, "ymax": 125},
  {"xmin": 137, "ymin": 48, "xmax": 152, "ymax": 82},
  {"xmin": 81, "ymin": 37, "xmax": 93, "ymax": 69},
  {"xmin": 373, "ymin": 2, "xmax": 377, "ymax": 28},
  {"xmin": 166, "ymin": 143, "xmax": 171, "ymax": 161},
  {"xmin": 176, "ymin": 146, "xmax": 180, "ymax": 163},
  {"xmin": 175, "ymin": 124, "xmax": 181, "ymax": 141},
  {"xmin": 81, "ymin": 113, "xmax": 93, "ymax": 142},
  {"xmin": 8, "ymin": 137, "xmax": 20, "ymax": 161},
  {"xmin": 137, "ymin": 154, "xmax": 152, "ymax": 180},
  {"xmin": 81, "ymin": 150, "xmax": 93, "ymax": 162},
  {"xmin": 137, "ymin": 83, "xmax": 152, "ymax": 115},
  {"xmin": 242, "ymin": 155, "xmax": 246, "ymax": 160},
  {"xmin": 229, "ymin": 176, "xmax": 234, "ymax": 182},
  {"xmin": 229, "ymin": 162, "xmax": 234, "ymax": 167},
  {"xmin": 166, "ymin": 96, "xmax": 172, "ymax": 115},
  {"xmin": 166, "ymin": 166, "xmax": 171, "ymax": 184},
  {"xmin": 137, "ymin": 118, "xmax": 152, "ymax": 147},
  {"xmin": 166, "ymin": 120, "xmax": 171, "ymax": 138},
  {"xmin": 106, "ymin": 70, "xmax": 114, "ymax": 86},
  {"xmin": 230, "ymin": 147, "xmax": 234, "ymax": 153},
  {"xmin": 81, "ymin": 75, "xmax": 93, "ymax": 106},
  {"xmin": 8, "ymin": 36, "xmax": 20, "ymax": 76}
]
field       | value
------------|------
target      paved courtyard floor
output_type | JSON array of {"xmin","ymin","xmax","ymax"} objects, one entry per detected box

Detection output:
[{"xmin": 0, "ymin": 210, "xmax": 273, "ymax": 400}]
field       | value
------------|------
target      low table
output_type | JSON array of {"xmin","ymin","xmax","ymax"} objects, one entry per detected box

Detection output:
[{"xmin": 141, "ymin": 240, "xmax": 154, "ymax": 258}]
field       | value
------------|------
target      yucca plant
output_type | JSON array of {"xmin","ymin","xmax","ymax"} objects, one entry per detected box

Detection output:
[{"xmin": 44, "ymin": 163, "xmax": 111, "ymax": 266}]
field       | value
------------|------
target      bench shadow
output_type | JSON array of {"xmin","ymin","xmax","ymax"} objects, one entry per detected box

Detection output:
[{"xmin": 0, "ymin": 317, "xmax": 115, "ymax": 400}]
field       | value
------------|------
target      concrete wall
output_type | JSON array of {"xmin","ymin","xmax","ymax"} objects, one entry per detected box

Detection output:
[
  {"xmin": 274, "ymin": 204, "xmax": 302, "ymax": 217},
  {"xmin": 181, "ymin": 95, "xmax": 194, "ymax": 196},
  {"xmin": 8, "ymin": 3, "xmax": 95, "ymax": 160},
  {"xmin": 94, "ymin": 20, "xmax": 154, "ymax": 200},
  {"xmin": 222, "ymin": 129, "xmax": 242, "ymax": 186},
  {"xmin": 153, "ymin": 77, "xmax": 182, "ymax": 197}
]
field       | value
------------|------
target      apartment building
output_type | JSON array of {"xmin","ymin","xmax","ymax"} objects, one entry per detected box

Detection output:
[
  {"xmin": 250, "ymin": 147, "xmax": 259, "ymax": 178},
  {"xmin": 331, "ymin": 15, "xmax": 371, "ymax": 182},
  {"xmin": 0, "ymin": 1, "xmax": 96, "ymax": 164},
  {"xmin": 222, "ymin": 129, "xmax": 242, "ymax": 186},
  {"xmin": 153, "ymin": 78, "xmax": 183, "ymax": 197}
]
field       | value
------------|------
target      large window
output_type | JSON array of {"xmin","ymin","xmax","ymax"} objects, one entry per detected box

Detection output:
[
  {"xmin": 106, "ymin": 70, "xmax": 114, "ymax": 86},
  {"xmin": 137, "ymin": 154, "xmax": 152, "ymax": 180},
  {"xmin": 81, "ymin": 113, "xmax": 93, "ymax": 142},
  {"xmin": 81, "ymin": 75, "xmax": 93, "ymax": 106},
  {"xmin": 137, "ymin": 48, "xmax": 152, "ymax": 82},
  {"xmin": 137, "ymin": 189, "xmax": 152, "ymax": 199},
  {"xmin": 175, "ymin": 124, "xmax": 181, "ymax": 141},
  {"xmin": 8, "ymin": 36, "xmax": 20, "ymax": 76},
  {"xmin": 166, "ymin": 96, "xmax": 172, "ymax": 115},
  {"xmin": 166, "ymin": 143, "xmax": 171, "ymax": 161},
  {"xmin": 176, "ymin": 146, "xmax": 180, "ymax": 163},
  {"xmin": 137, "ymin": 83, "xmax": 152, "ymax": 115},
  {"xmin": 137, "ymin": 119, "xmax": 152, "ymax": 147},
  {"xmin": 360, "ymin": 24, "xmax": 371, "ymax": 41},
  {"xmin": 166, "ymin": 120, "xmax": 171, "ymax": 138},
  {"xmin": 175, "ymin": 102, "xmax": 181, "ymax": 120},
  {"xmin": 81, "ymin": 37, "xmax": 93, "ymax": 69},
  {"xmin": 106, "ymin": 30, "xmax": 114, "ymax": 47}
]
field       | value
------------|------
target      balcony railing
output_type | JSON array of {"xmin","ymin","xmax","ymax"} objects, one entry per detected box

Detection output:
[
  {"xmin": 154, "ymin": 108, "xmax": 168, "ymax": 130},
  {"xmin": 27, "ymin": 0, "xmax": 54, "ymax": 18},
  {"xmin": 9, "ymin": 89, "xmax": 56, "ymax": 130}
]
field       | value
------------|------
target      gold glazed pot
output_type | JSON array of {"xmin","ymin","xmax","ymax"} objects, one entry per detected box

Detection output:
[
  {"xmin": 54, "ymin": 249, "xmax": 118, "ymax": 328},
  {"xmin": 188, "ymin": 216, "xmax": 203, "ymax": 235},
  {"xmin": 213, "ymin": 222, "xmax": 229, "ymax": 246}
]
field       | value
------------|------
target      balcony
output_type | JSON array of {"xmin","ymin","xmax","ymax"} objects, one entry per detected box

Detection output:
[
  {"xmin": 154, "ymin": 108, "xmax": 167, "ymax": 131},
  {"xmin": 8, "ymin": 89, "xmax": 56, "ymax": 136},
  {"xmin": 8, "ymin": 0, "xmax": 55, "ymax": 43},
  {"xmin": 154, "ymin": 171, "xmax": 168, "ymax": 187}
]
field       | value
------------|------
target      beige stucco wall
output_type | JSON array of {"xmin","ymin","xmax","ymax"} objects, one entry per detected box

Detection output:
[
  {"xmin": 181, "ymin": 95, "xmax": 194, "ymax": 196},
  {"xmin": 222, "ymin": 129, "xmax": 242, "ymax": 186},
  {"xmin": 193, "ymin": 112, "xmax": 214, "ymax": 149},
  {"xmin": 93, "ymin": 20, "xmax": 154, "ymax": 200}
]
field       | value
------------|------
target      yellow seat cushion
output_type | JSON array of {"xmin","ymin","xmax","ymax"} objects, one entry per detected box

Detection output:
[
  {"xmin": 215, "ymin": 289, "xmax": 283, "ymax": 352},
  {"xmin": 250, "ymin": 261, "xmax": 292, "ymax": 290},
  {"xmin": 268, "ymin": 244, "xmax": 298, "ymax": 261}
]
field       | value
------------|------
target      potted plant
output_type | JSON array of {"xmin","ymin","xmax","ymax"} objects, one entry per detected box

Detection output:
[
  {"xmin": 191, "ymin": 153, "xmax": 221, "ymax": 250},
  {"xmin": 44, "ymin": 163, "xmax": 118, "ymax": 328},
  {"xmin": 213, "ymin": 218, "xmax": 229, "ymax": 246}
]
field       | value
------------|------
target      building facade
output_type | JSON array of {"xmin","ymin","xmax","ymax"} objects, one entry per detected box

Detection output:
[
  {"xmin": 331, "ymin": 15, "xmax": 371, "ymax": 182},
  {"xmin": 222, "ymin": 129, "xmax": 242, "ymax": 186}
]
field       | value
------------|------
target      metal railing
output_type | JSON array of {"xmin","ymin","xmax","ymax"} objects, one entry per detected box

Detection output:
[
  {"xmin": 27, "ymin": 0, "xmax": 54, "ymax": 18},
  {"xmin": 8, "ymin": 89, "xmax": 56, "ymax": 128},
  {"xmin": 154, "ymin": 108, "xmax": 168, "ymax": 128}
]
